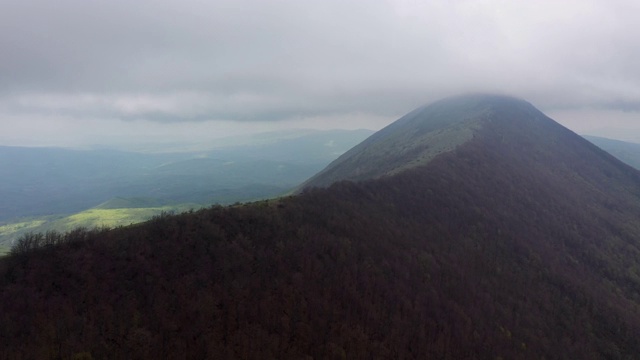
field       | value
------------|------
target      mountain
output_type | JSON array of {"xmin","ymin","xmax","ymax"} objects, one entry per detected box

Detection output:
[
  {"xmin": 583, "ymin": 135, "xmax": 640, "ymax": 170},
  {"xmin": 301, "ymin": 94, "xmax": 613, "ymax": 189},
  {"xmin": 3, "ymin": 94, "xmax": 640, "ymax": 359}
]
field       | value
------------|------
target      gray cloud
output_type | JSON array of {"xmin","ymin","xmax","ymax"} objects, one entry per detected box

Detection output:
[{"xmin": 1, "ymin": 0, "xmax": 640, "ymax": 145}]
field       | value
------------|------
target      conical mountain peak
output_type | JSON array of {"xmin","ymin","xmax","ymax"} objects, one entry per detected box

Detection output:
[{"xmin": 300, "ymin": 94, "xmax": 553, "ymax": 190}]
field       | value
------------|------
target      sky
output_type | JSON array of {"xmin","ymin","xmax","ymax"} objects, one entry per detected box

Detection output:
[{"xmin": 1, "ymin": 0, "xmax": 640, "ymax": 148}]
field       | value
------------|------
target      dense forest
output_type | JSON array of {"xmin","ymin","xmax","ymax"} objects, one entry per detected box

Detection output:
[{"xmin": 2, "ymin": 106, "xmax": 640, "ymax": 359}]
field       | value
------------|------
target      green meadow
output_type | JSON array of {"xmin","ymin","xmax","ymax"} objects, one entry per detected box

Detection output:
[
  {"xmin": 0, "ymin": 245, "xmax": 10, "ymax": 257},
  {"xmin": 0, "ymin": 203, "xmax": 201, "ymax": 249}
]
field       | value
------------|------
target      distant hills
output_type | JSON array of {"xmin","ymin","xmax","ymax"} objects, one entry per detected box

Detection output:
[
  {"xmin": 0, "ymin": 129, "xmax": 372, "ymax": 221},
  {"xmin": 583, "ymin": 135, "xmax": 640, "ymax": 169},
  {"xmin": 0, "ymin": 129, "xmax": 372, "ymax": 247},
  {"xmin": 93, "ymin": 197, "xmax": 179, "ymax": 209},
  {"xmin": 3, "ymin": 95, "xmax": 640, "ymax": 358}
]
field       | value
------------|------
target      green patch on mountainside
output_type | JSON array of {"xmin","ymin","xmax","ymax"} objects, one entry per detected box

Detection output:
[
  {"xmin": 0, "ymin": 245, "xmax": 10, "ymax": 257},
  {"xmin": 57, "ymin": 205, "xmax": 199, "ymax": 229},
  {"xmin": 0, "ymin": 201, "xmax": 202, "ymax": 247},
  {"xmin": 0, "ymin": 219, "xmax": 49, "ymax": 233}
]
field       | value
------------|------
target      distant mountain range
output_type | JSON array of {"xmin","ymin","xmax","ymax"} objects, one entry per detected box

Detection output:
[
  {"xmin": 583, "ymin": 135, "xmax": 640, "ymax": 169},
  {"xmin": 0, "ymin": 129, "xmax": 373, "ymax": 223},
  {"xmin": 3, "ymin": 95, "xmax": 640, "ymax": 358}
]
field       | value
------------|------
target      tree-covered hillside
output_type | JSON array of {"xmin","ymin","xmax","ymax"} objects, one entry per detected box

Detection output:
[{"xmin": 3, "ymin": 98, "xmax": 640, "ymax": 358}]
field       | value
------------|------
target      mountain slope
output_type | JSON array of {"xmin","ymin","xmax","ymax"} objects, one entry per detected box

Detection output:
[
  {"xmin": 300, "ymin": 94, "xmax": 614, "ymax": 189},
  {"xmin": 2, "ymin": 95, "xmax": 640, "ymax": 358}
]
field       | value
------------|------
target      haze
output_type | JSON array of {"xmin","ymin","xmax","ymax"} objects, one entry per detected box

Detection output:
[{"xmin": 2, "ymin": 0, "xmax": 640, "ymax": 148}]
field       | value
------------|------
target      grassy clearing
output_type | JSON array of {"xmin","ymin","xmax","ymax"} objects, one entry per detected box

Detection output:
[
  {"xmin": 0, "ymin": 245, "xmax": 10, "ymax": 257},
  {"xmin": 58, "ymin": 206, "xmax": 198, "ymax": 229},
  {"xmin": 0, "ymin": 203, "xmax": 202, "ymax": 247},
  {"xmin": 0, "ymin": 219, "xmax": 48, "ymax": 233}
]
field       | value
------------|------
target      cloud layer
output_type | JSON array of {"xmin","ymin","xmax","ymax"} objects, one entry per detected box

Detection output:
[{"xmin": 2, "ymin": 0, "xmax": 640, "ymax": 145}]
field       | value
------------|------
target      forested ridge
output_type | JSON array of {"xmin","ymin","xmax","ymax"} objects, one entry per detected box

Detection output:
[{"xmin": 3, "ymin": 97, "xmax": 640, "ymax": 359}]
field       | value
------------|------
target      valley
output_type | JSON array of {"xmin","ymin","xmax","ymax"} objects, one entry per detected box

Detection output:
[{"xmin": 0, "ymin": 129, "xmax": 372, "ymax": 248}]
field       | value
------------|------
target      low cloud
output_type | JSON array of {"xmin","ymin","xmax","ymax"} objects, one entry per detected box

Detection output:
[{"xmin": 2, "ymin": 0, "xmax": 640, "ymax": 145}]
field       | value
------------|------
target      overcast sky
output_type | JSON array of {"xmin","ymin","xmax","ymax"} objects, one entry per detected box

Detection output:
[{"xmin": 2, "ymin": 0, "xmax": 640, "ymax": 148}]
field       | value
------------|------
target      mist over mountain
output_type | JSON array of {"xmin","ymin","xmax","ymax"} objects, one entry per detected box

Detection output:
[
  {"xmin": 207, "ymin": 129, "xmax": 375, "ymax": 164},
  {"xmin": 301, "ymin": 94, "xmax": 621, "ymax": 190},
  {"xmin": 3, "ymin": 95, "xmax": 640, "ymax": 358}
]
